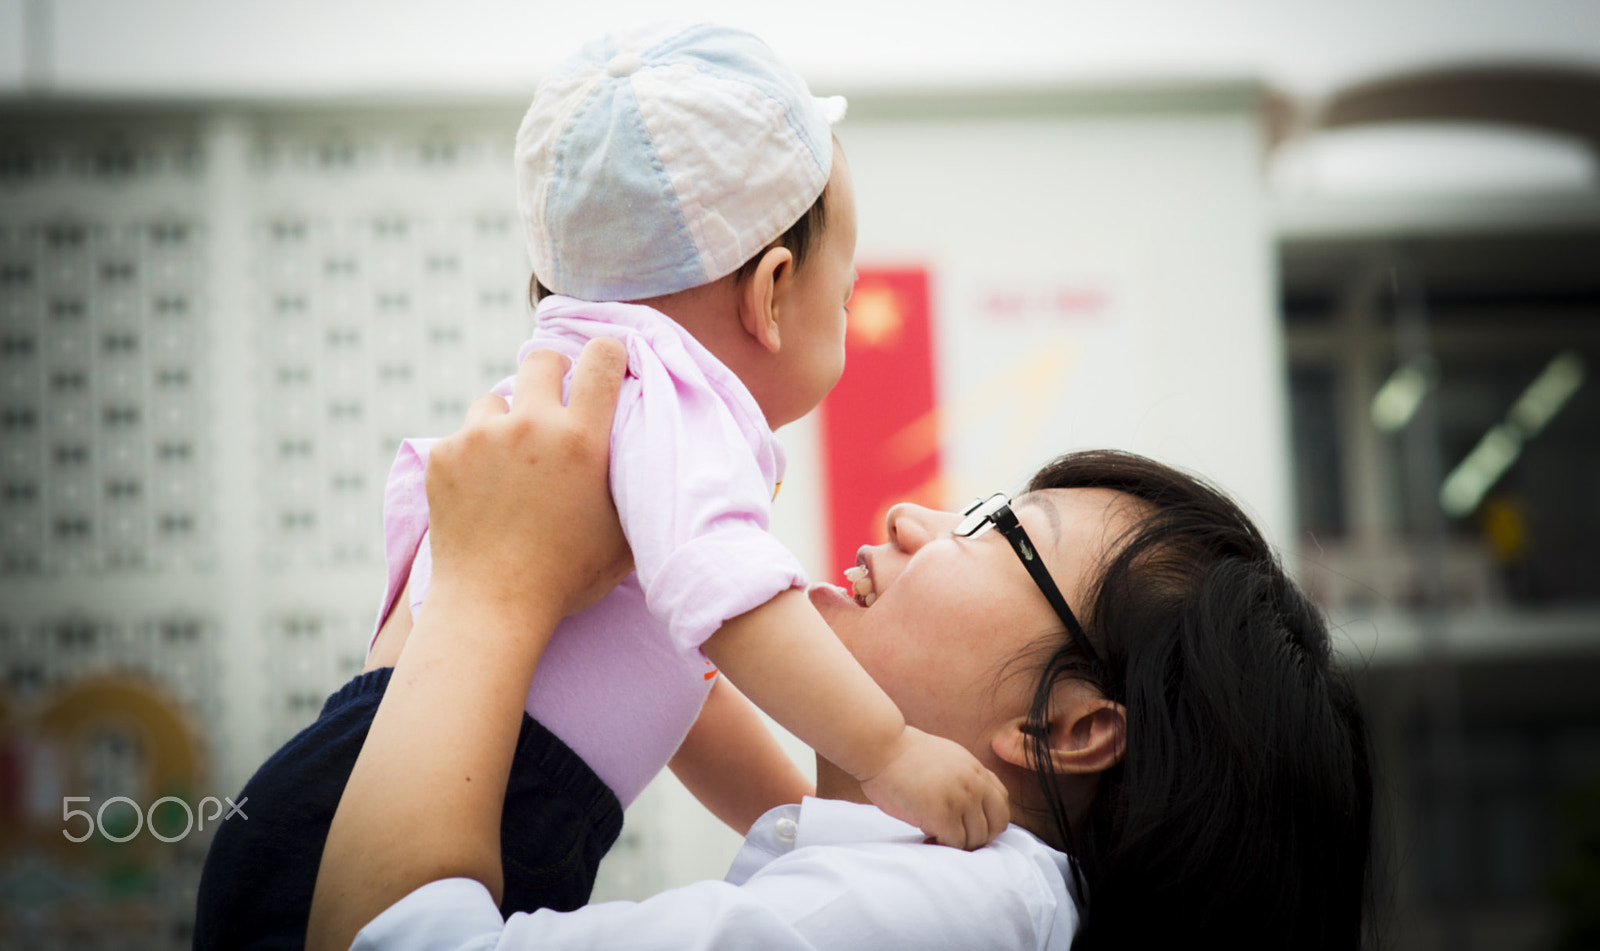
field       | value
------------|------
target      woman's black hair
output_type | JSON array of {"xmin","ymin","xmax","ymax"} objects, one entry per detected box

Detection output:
[
  {"xmin": 527, "ymin": 184, "xmax": 829, "ymax": 307},
  {"xmin": 1023, "ymin": 450, "xmax": 1373, "ymax": 950}
]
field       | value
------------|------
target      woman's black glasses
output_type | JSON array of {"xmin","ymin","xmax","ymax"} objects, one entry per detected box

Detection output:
[{"xmin": 955, "ymin": 494, "xmax": 1110, "ymax": 684}]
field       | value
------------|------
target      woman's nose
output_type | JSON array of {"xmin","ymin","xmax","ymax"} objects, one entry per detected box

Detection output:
[{"xmin": 885, "ymin": 502, "xmax": 953, "ymax": 553}]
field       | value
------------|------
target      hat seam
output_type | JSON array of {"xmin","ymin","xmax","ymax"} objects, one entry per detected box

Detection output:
[
  {"xmin": 599, "ymin": 78, "xmax": 706, "ymax": 299},
  {"xmin": 640, "ymin": 70, "xmax": 823, "ymax": 283},
  {"xmin": 518, "ymin": 68, "xmax": 610, "ymax": 294},
  {"xmin": 655, "ymin": 24, "xmax": 832, "ymax": 184},
  {"xmin": 633, "ymin": 23, "xmax": 833, "ymax": 227},
  {"xmin": 677, "ymin": 60, "xmax": 830, "ymax": 185}
]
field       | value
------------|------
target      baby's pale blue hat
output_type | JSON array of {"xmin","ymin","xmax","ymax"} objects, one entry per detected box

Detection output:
[{"xmin": 515, "ymin": 23, "xmax": 847, "ymax": 302}]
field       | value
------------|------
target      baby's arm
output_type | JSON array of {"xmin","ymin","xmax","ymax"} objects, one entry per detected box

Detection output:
[
  {"xmin": 702, "ymin": 589, "xmax": 1009, "ymax": 849},
  {"xmin": 669, "ymin": 676, "xmax": 813, "ymax": 834}
]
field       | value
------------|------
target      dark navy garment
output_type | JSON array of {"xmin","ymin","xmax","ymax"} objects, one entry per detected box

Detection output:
[{"xmin": 193, "ymin": 667, "xmax": 623, "ymax": 950}]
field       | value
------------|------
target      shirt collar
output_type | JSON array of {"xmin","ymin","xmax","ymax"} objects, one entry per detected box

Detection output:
[
  {"xmin": 530, "ymin": 294, "xmax": 782, "ymax": 470},
  {"xmin": 793, "ymin": 796, "xmax": 927, "ymax": 848},
  {"xmin": 724, "ymin": 797, "xmax": 929, "ymax": 886}
]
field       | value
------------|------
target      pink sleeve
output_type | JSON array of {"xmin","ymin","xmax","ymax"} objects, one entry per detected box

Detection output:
[
  {"xmin": 609, "ymin": 342, "xmax": 807, "ymax": 656},
  {"xmin": 371, "ymin": 437, "xmax": 438, "ymax": 648}
]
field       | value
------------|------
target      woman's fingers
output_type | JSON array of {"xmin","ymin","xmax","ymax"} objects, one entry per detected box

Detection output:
[
  {"xmin": 564, "ymin": 337, "xmax": 628, "ymax": 431},
  {"xmin": 495, "ymin": 340, "xmax": 623, "ymax": 436},
  {"xmin": 462, "ymin": 392, "xmax": 510, "ymax": 427},
  {"xmin": 509, "ymin": 347, "xmax": 577, "ymax": 419}
]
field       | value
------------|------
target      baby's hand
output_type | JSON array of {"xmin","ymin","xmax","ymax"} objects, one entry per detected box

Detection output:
[{"xmin": 858, "ymin": 726, "xmax": 1009, "ymax": 850}]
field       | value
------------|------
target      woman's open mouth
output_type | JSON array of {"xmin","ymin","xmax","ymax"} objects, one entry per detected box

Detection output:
[{"xmin": 843, "ymin": 562, "xmax": 876, "ymax": 607}]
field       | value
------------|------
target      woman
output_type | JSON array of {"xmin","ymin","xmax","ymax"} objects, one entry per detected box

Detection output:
[{"xmin": 303, "ymin": 339, "xmax": 1373, "ymax": 950}]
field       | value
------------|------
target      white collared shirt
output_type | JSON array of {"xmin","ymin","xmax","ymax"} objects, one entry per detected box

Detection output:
[{"xmin": 353, "ymin": 797, "xmax": 1079, "ymax": 950}]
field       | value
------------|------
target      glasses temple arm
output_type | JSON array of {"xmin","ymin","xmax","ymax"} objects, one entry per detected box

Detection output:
[{"xmin": 992, "ymin": 511, "xmax": 1111, "ymax": 684}]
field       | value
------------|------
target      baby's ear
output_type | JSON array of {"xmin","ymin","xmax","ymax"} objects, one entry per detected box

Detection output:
[{"xmin": 739, "ymin": 246, "xmax": 793, "ymax": 354}]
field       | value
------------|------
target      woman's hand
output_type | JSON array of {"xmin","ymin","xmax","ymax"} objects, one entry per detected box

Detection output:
[
  {"xmin": 426, "ymin": 337, "xmax": 633, "ymax": 621},
  {"xmin": 308, "ymin": 338, "xmax": 631, "ymax": 951}
]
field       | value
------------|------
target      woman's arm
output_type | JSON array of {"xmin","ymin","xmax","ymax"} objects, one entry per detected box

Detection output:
[{"xmin": 307, "ymin": 339, "xmax": 632, "ymax": 951}]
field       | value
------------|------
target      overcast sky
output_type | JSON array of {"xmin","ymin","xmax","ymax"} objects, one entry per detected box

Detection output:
[{"xmin": 2, "ymin": 0, "xmax": 1599, "ymax": 99}]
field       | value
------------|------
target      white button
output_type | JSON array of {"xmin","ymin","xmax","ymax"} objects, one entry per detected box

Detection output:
[
  {"xmin": 774, "ymin": 817, "xmax": 799, "ymax": 843},
  {"xmin": 605, "ymin": 53, "xmax": 642, "ymax": 77}
]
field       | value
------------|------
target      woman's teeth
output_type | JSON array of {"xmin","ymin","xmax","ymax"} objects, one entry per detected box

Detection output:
[{"xmin": 843, "ymin": 565, "xmax": 876, "ymax": 607}]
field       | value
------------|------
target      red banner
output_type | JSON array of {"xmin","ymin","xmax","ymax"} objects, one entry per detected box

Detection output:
[{"xmin": 818, "ymin": 266, "xmax": 943, "ymax": 581}]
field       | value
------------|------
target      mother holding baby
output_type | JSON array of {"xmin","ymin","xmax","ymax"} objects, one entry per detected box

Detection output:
[
  {"xmin": 302, "ymin": 340, "xmax": 1371, "ymax": 950},
  {"xmin": 198, "ymin": 22, "xmax": 1372, "ymax": 951}
]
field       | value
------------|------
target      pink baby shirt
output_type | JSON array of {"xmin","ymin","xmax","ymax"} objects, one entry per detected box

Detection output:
[{"xmin": 374, "ymin": 295, "xmax": 809, "ymax": 807}]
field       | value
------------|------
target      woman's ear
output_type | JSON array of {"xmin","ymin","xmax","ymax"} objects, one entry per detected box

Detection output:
[
  {"xmin": 739, "ymin": 246, "xmax": 794, "ymax": 355},
  {"xmin": 991, "ymin": 693, "xmax": 1126, "ymax": 777}
]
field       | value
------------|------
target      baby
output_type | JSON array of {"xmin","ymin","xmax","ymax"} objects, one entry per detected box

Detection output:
[{"xmin": 375, "ymin": 22, "xmax": 1008, "ymax": 904}]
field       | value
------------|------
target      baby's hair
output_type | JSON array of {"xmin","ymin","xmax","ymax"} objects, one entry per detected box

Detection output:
[
  {"xmin": 731, "ymin": 184, "xmax": 829, "ymax": 284},
  {"xmin": 527, "ymin": 184, "xmax": 830, "ymax": 308}
]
